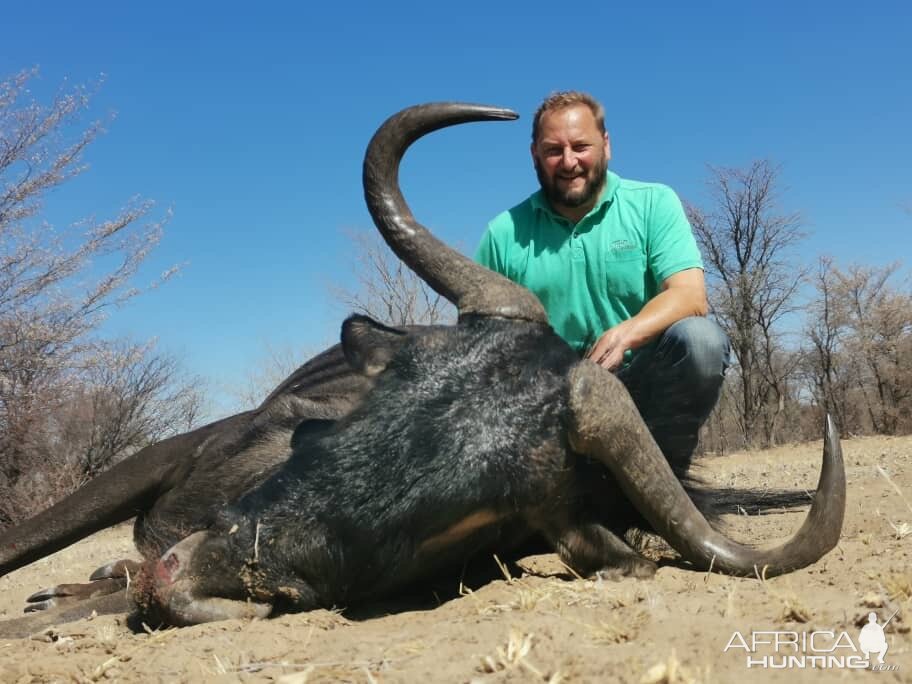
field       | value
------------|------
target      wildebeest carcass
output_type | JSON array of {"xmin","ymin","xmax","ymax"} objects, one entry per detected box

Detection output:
[
  {"xmin": 0, "ymin": 341, "xmax": 382, "ymax": 634},
  {"xmin": 133, "ymin": 102, "xmax": 846, "ymax": 627}
]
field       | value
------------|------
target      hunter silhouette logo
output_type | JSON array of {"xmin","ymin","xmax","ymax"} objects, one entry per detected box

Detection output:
[
  {"xmin": 858, "ymin": 612, "xmax": 890, "ymax": 665},
  {"xmin": 724, "ymin": 609, "xmax": 899, "ymax": 671}
]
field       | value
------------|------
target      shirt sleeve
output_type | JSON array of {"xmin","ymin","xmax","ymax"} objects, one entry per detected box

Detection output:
[
  {"xmin": 646, "ymin": 185, "xmax": 703, "ymax": 284},
  {"xmin": 474, "ymin": 224, "xmax": 507, "ymax": 275}
]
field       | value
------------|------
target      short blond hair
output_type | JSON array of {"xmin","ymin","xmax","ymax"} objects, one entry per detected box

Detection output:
[{"xmin": 531, "ymin": 91, "xmax": 606, "ymax": 144}]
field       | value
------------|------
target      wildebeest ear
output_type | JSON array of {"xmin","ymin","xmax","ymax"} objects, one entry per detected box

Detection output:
[{"xmin": 341, "ymin": 315, "xmax": 409, "ymax": 376}]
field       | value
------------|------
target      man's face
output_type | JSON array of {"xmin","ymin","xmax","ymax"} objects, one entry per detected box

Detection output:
[{"xmin": 532, "ymin": 105, "xmax": 610, "ymax": 214}]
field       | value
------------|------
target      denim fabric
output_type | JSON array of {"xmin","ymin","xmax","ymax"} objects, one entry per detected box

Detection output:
[{"xmin": 615, "ymin": 317, "xmax": 730, "ymax": 475}]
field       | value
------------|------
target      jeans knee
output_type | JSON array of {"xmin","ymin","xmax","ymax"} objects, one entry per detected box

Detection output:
[{"xmin": 660, "ymin": 317, "xmax": 730, "ymax": 388}]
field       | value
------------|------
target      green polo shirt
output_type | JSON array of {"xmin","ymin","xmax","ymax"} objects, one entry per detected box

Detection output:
[{"xmin": 475, "ymin": 171, "xmax": 702, "ymax": 355}]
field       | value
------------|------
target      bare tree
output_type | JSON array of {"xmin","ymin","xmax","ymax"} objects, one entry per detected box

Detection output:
[
  {"xmin": 801, "ymin": 257, "xmax": 851, "ymax": 432},
  {"xmin": 835, "ymin": 263, "xmax": 911, "ymax": 434},
  {"xmin": 67, "ymin": 340, "xmax": 206, "ymax": 478},
  {"xmin": 0, "ymin": 68, "xmax": 194, "ymax": 525},
  {"xmin": 227, "ymin": 341, "xmax": 316, "ymax": 411},
  {"xmin": 3, "ymin": 340, "xmax": 207, "ymax": 521},
  {"xmin": 686, "ymin": 161, "xmax": 806, "ymax": 448},
  {"xmin": 800, "ymin": 258, "xmax": 912, "ymax": 437},
  {"xmin": 332, "ymin": 229, "xmax": 455, "ymax": 326},
  {"xmin": 225, "ymin": 227, "xmax": 458, "ymax": 414}
]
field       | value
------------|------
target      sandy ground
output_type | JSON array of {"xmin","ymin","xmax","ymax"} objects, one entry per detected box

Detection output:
[{"xmin": 0, "ymin": 434, "xmax": 910, "ymax": 683}]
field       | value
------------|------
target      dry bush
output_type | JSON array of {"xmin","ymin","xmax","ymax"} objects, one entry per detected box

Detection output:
[{"xmin": 0, "ymin": 68, "xmax": 200, "ymax": 526}]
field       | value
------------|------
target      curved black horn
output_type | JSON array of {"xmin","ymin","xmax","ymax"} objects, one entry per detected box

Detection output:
[
  {"xmin": 569, "ymin": 361, "xmax": 846, "ymax": 577},
  {"xmin": 363, "ymin": 103, "xmax": 547, "ymax": 323}
]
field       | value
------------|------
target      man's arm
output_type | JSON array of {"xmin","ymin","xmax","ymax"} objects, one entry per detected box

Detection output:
[{"xmin": 585, "ymin": 268, "xmax": 707, "ymax": 371}]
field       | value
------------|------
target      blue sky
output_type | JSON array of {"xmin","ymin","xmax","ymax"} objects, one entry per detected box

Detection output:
[{"xmin": 3, "ymin": 2, "xmax": 910, "ymax": 415}]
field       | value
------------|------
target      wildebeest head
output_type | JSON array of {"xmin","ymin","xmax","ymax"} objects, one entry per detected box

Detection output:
[{"xmin": 137, "ymin": 103, "xmax": 845, "ymax": 626}]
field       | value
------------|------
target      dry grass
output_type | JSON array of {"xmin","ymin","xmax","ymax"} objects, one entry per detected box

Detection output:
[
  {"xmin": 639, "ymin": 650, "xmax": 707, "ymax": 684},
  {"xmin": 877, "ymin": 465, "xmax": 912, "ymax": 515},
  {"xmin": 881, "ymin": 572, "xmax": 912, "ymax": 605},
  {"xmin": 752, "ymin": 569, "xmax": 813, "ymax": 624},
  {"xmin": 875, "ymin": 464, "xmax": 912, "ymax": 540},
  {"xmin": 571, "ymin": 611, "xmax": 647, "ymax": 645},
  {"xmin": 476, "ymin": 630, "xmax": 561, "ymax": 683},
  {"xmin": 722, "ymin": 582, "xmax": 738, "ymax": 619},
  {"xmin": 89, "ymin": 625, "xmax": 179, "ymax": 682}
]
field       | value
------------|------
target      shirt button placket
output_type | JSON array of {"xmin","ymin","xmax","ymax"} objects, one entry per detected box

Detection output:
[{"xmin": 571, "ymin": 229, "xmax": 584, "ymax": 261}]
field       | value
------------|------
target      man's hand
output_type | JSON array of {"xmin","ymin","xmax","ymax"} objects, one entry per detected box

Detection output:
[
  {"xmin": 584, "ymin": 268, "xmax": 708, "ymax": 371},
  {"xmin": 585, "ymin": 320, "xmax": 635, "ymax": 371}
]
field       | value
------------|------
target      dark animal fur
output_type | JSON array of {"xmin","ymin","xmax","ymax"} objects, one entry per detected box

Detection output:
[{"xmin": 138, "ymin": 316, "xmax": 666, "ymax": 619}]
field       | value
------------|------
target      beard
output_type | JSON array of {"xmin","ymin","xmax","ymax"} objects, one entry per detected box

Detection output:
[{"xmin": 534, "ymin": 152, "xmax": 608, "ymax": 210}]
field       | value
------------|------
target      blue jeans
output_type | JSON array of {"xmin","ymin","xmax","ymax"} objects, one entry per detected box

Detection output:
[{"xmin": 614, "ymin": 317, "xmax": 730, "ymax": 476}]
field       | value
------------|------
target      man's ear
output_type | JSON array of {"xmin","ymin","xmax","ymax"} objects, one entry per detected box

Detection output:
[
  {"xmin": 604, "ymin": 132, "xmax": 611, "ymax": 162},
  {"xmin": 340, "ymin": 315, "xmax": 409, "ymax": 376}
]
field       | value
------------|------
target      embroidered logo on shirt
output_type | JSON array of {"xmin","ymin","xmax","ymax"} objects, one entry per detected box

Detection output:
[{"xmin": 610, "ymin": 239, "xmax": 637, "ymax": 253}]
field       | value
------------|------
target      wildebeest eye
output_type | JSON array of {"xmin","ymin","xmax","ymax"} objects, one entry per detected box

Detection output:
[{"xmin": 290, "ymin": 419, "xmax": 335, "ymax": 451}]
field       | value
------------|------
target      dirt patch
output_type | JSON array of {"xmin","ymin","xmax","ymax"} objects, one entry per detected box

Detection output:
[{"xmin": 1, "ymin": 434, "xmax": 910, "ymax": 682}]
